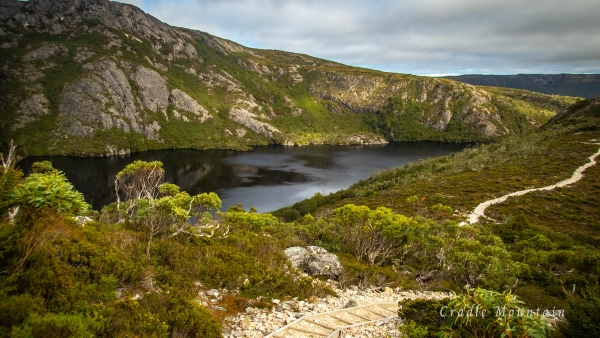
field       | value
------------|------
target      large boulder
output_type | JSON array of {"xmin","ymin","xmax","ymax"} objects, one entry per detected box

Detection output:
[{"xmin": 284, "ymin": 246, "xmax": 343, "ymax": 277}]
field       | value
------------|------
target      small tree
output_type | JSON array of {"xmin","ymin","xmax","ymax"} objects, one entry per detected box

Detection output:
[
  {"xmin": 445, "ymin": 232, "xmax": 523, "ymax": 291},
  {"xmin": 10, "ymin": 163, "xmax": 89, "ymax": 273},
  {"xmin": 560, "ymin": 283, "xmax": 600, "ymax": 336},
  {"xmin": 115, "ymin": 161, "xmax": 164, "ymax": 219},
  {"xmin": 115, "ymin": 161, "xmax": 225, "ymax": 257},
  {"xmin": 155, "ymin": 183, "xmax": 224, "ymax": 239},
  {"xmin": 332, "ymin": 204, "xmax": 410, "ymax": 266},
  {"xmin": 12, "ymin": 166, "xmax": 89, "ymax": 217}
]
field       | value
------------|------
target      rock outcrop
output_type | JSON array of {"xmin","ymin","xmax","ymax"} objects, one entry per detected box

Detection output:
[
  {"xmin": 229, "ymin": 108, "xmax": 280, "ymax": 139},
  {"xmin": 309, "ymin": 71, "xmax": 505, "ymax": 137},
  {"xmin": 14, "ymin": 93, "xmax": 49, "ymax": 129},
  {"xmin": 169, "ymin": 89, "xmax": 211, "ymax": 122},
  {"xmin": 22, "ymin": 43, "xmax": 68, "ymax": 62},
  {"xmin": 58, "ymin": 58, "xmax": 161, "ymax": 140},
  {"xmin": 132, "ymin": 66, "xmax": 169, "ymax": 114},
  {"xmin": 284, "ymin": 246, "xmax": 343, "ymax": 277}
]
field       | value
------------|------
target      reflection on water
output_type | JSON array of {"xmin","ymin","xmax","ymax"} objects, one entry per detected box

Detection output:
[{"xmin": 19, "ymin": 142, "xmax": 467, "ymax": 212}]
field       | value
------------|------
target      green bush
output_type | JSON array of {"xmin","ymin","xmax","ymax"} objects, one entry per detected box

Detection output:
[
  {"xmin": 10, "ymin": 312, "xmax": 104, "ymax": 338},
  {"xmin": 12, "ymin": 166, "xmax": 89, "ymax": 216},
  {"xmin": 0, "ymin": 170, "xmax": 22, "ymax": 215},
  {"xmin": 442, "ymin": 288, "xmax": 550, "ymax": 338},
  {"xmin": 398, "ymin": 298, "xmax": 450, "ymax": 338},
  {"xmin": 560, "ymin": 284, "xmax": 600, "ymax": 337},
  {"xmin": 399, "ymin": 288, "xmax": 551, "ymax": 338}
]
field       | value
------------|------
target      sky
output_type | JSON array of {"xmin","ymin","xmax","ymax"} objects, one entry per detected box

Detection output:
[{"xmin": 114, "ymin": 0, "xmax": 600, "ymax": 76}]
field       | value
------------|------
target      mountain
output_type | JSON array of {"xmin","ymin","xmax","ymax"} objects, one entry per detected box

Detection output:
[
  {"xmin": 0, "ymin": 0, "xmax": 578, "ymax": 156},
  {"xmin": 444, "ymin": 74, "xmax": 600, "ymax": 99}
]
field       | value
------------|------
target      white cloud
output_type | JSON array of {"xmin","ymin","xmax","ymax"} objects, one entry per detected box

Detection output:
[{"xmin": 137, "ymin": 0, "xmax": 600, "ymax": 75}]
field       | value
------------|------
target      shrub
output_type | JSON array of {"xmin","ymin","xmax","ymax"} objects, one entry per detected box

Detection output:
[
  {"xmin": 332, "ymin": 204, "xmax": 411, "ymax": 266},
  {"xmin": 399, "ymin": 288, "xmax": 551, "ymax": 337},
  {"xmin": 398, "ymin": 298, "xmax": 450, "ymax": 338},
  {"xmin": 441, "ymin": 288, "xmax": 550, "ymax": 338},
  {"xmin": 12, "ymin": 167, "xmax": 89, "ymax": 216},
  {"xmin": 560, "ymin": 283, "xmax": 600, "ymax": 337},
  {"xmin": 10, "ymin": 312, "xmax": 105, "ymax": 338}
]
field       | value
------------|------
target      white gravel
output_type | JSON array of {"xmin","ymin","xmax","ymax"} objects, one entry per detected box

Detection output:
[{"xmin": 221, "ymin": 280, "xmax": 451, "ymax": 338}]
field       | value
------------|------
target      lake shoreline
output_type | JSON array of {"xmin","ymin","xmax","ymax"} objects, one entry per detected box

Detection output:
[
  {"xmin": 18, "ymin": 142, "xmax": 469, "ymax": 212},
  {"xmin": 17, "ymin": 138, "xmax": 477, "ymax": 160}
]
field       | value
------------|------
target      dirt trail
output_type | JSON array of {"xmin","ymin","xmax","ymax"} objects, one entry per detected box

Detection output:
[{"xmin": 467, "ymin": 142, "xmax": 600, "ymax": 224}]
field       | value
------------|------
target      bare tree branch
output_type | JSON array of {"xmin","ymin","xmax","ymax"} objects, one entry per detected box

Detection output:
[{"xmin": 1, "ymin": 139, "xmax": 19, "ymax": 173}]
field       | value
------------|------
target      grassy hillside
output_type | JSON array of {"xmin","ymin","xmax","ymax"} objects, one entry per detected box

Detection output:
[
  {"xmin": 275, "ymin": 98, "xmax": 599, "ymax": 232},
  {"xmin": 0, "ymin": 0, "xmax": 579, "ymax": 156},
  {"xmin": 273, "ymin": 98, "xmax": 600, "ymax": 333},
  {"xmin": 1, "ymin": 98, "xmax": 599, "ymax": 337}
]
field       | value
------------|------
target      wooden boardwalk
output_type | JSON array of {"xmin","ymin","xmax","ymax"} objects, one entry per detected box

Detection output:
[{"xmin": 265, "ymin": 303, "xmax": 399, "ymax": 338}]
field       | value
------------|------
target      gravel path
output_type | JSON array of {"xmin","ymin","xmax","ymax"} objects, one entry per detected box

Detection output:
[
  {"xmin": 467, "ymin": 142, "xmax": 600, "ymax": 224},
  {"xmin": 222, "ymin": 280, "xmax": 451, "ymax": 337}
]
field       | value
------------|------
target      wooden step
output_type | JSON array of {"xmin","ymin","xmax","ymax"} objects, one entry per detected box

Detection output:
[{"xmin": 265, "ymin": 303, "xmax": 399, "ymax": 338}]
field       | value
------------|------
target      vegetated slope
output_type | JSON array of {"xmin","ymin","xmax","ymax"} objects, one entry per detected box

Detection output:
[
  {"xmin": 276, "ymin": 97, "xmax": 600, "ymax": 242},
  {"xmin": 445, "ymin": 74, "xmax": 600, "ymax": 99},
  {"xmin": 272, "ymin": 98, "xmax": 600, "ymax": 334},
  {"xmin": 1, "ymin": 100, "xmax": 598, "ymax": 337},
  {"xmin": 0, "ymin": 0, "xmax": 578, "ymax": 156}
]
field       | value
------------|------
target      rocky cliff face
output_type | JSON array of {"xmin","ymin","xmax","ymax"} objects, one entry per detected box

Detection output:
[
  {"xmin": 308, "ymin": 71, "xmax": 505, "ymax": 136},
  {"xmin": 0, "ymin": 0, "xmax": 577, "ymax": 156}
]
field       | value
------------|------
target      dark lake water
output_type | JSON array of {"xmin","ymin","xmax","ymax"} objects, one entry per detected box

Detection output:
[{"xmin": 19, "ymin": 142, "xmax": 467, "ymax": 212}]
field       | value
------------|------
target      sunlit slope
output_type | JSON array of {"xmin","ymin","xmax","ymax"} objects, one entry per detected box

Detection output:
[
  {"xmin": 275, "ymin": 97, "xmax": 600, "ymax": 243},
  {"xmin": 0, "ymin": 0, "xmax": 578, "ymax": 156}
]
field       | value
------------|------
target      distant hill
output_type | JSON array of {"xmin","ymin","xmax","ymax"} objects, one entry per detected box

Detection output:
[{"xmin": 444, "ymin": 74, "xmax": 600, "ymax": 99}]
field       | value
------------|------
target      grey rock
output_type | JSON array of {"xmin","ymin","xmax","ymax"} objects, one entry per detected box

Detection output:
[
  {"xmin": 58, "ymin": 58, "xmax": 161, "ymax": 140},
  {"xmin": 284, "ymin": 247, "xmax": 310, "ymax": 268},
  {"xmin": 14, "ymin": 93, "xmax": 49, "ymax": 129},
  {"xmin": 229, "ymin": 107, "xmax": 279, "ymax": 139},
  {"xmin": 75, "ymin": 216, "xmax": 93, "ymax": 225},
  {"xmin": 288, "ymin": 65, "xmax": 303, "ymax": 84},
  {"xmin": 169, "ymin": 89, "xmax": 211, "ymax": 122},
  {"xmin": 284, "ymin": 246, "xmax": 343, "ymax": 277},
  {"xmin": 281, "ymin": 302, "xmax": 293, "ymax": 311},
  {"xmin": 206, "ymin": 289, "xmax": 219, "ymax": 297},
  {"xmin": 132, "ymin": 65, "xmax": 168, "ymax": 113},
  {"xmin": 20, "ymin": 64, "xmax": 44, "ymax": 82},
  {"xmin": 211, "ymin": 305, "xmax": 227, "ymax": 312},
  {"xmin": 236, "ymin": 59, "xmax": 270, "ymax": 75},
  {"xmin": 105, "ymin": 145, "xmax": 131, "ymax": 157},
  {"xmin": 73, "ymin": 47, "xmax": 96, "ymax": 63},
  {"xmin": 144, "ymin": 55, "xmax": 168, "ymax": 72},
  {"xmin": 22, "ymin": 43, "xmax": 68, "ymax": 62},
  {"xmin": 426, "ymin": 109, "xmax": 453, "ymax": 131}
]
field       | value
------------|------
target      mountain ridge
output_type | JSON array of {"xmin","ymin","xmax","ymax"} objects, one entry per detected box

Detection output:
[
  {"xmin": 444, "ymin": 74, "xmax": 600, "ymax": 99},
  {"xmin": 0, "ymin": 0, "xmax": 579, "ymax": 156}
]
